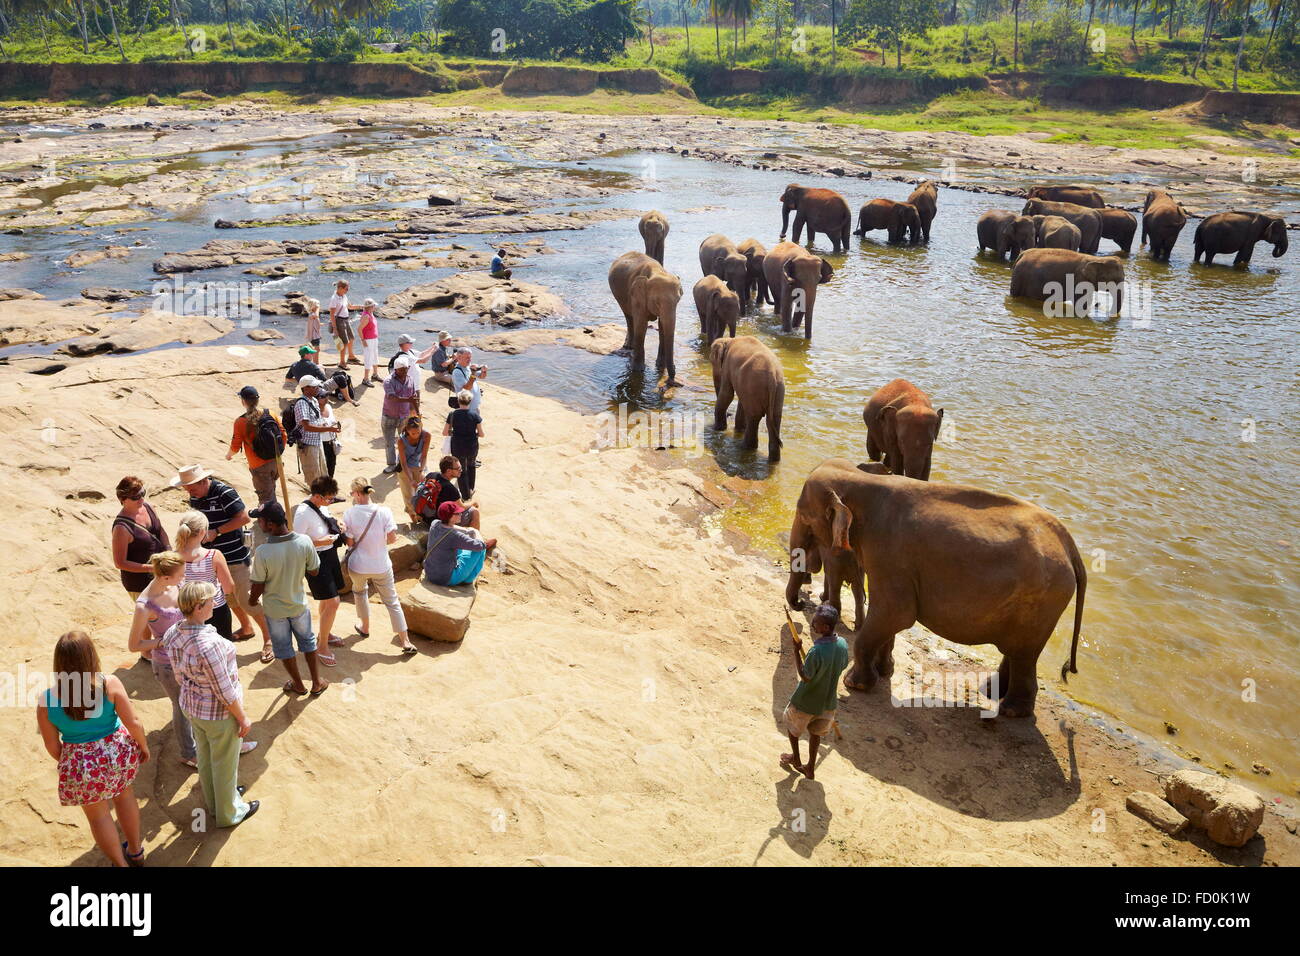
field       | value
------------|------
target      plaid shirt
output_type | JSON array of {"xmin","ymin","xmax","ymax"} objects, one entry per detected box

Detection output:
[
  {"xmin": 163, "ymin": 622, "xmax": 244, "ymax": 722},
  {"xmin": 294, "ymin": 395, "xmax": 324, "ymax": 447}
]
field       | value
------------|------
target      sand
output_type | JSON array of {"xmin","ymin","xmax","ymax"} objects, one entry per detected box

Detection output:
[{"xmin": 0, "ymin": 333, "xmax": 1295, "ymax": 867}]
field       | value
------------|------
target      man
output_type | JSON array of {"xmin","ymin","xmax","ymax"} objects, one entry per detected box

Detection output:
[
  {"xmin": 450, "ymin": 347, "xmax": 485, "ymax": 418},
  {"xmin": 248, "ymin": 501, "xmax": 327, "ymax": 697},
  {"xmin": 423, "ymin": 501, "xmax": 496, "ymax": 587},
  {"xmin": 293, "ymin": 376, "xmax": 340, "ymax": 488},
  {"xmin": 781, "ymin": 604, "xmax": 848, "ymax": 782},
  {"xmin": 171, "ymin": 463, "xmax": 269, "ymax": 656},
  {"xmin": 421, "ymin": 456, "xmax": 479, "ymax": 529},
  {"xmin": 226, "ymin": 386, "xmax": 287, "ymax": 506},
  {"xmin": 285, "ymin": 345, "xmax": 326, "ymax": 387},
  {"xmin": 386, "ymin": 334, "xmax": 423, "ymax": 389},
  {"xmin": 380, "ymin": 356, "xmax": 420, "ymax": 474},
  {"xmin": 421, "ymin": 331, "xmax": 455, "ymax": 388},
  {"xmin": 489, "ymin": 248, "xmax": 511, "ymax": 279}
]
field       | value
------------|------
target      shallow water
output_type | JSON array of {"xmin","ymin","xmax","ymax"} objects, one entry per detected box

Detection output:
[{"xmin": 1, "ymin": 132, "xmax": 1296, "ymax": 790}]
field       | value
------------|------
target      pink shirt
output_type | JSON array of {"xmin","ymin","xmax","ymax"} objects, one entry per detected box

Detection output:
[{"xmin": 359, "ymin": 311, "xmax": 378, "ymax": 341}]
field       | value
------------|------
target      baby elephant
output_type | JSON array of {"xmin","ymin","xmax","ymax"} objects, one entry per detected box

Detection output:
[
  {"xmin": 693, "ymin": 275, "xmax": 740, "ymax": 346},
  {"xmin": 711, "ymin": 335, "xmax": 785, "ymax": 461},
  {"xmin": 977, "ymin": 210, "xmax": 1036, "ymax": 260},
  {"xmin": 1032, "ymin": 214, "xmax": 1082, "ymax": 251},
  {"xmin": 856, "ymin": 199, "xmax": 921, "ymax": 244},
  {"xmin": 863, "ymin": 379, "xmax": 943, "ymax": 480}
]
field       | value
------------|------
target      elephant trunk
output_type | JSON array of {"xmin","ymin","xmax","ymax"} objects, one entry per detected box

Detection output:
[
  {"xmin": 1273, "ymin": 230, "xmax": 1289, "ymax": 258},
  {"xmin": 785, "ymin": 570, "xmax": 809, "ymax": 610},
  {"xmin": 780, "ymin": 203, "xmax": 793, "ymax": 239}
]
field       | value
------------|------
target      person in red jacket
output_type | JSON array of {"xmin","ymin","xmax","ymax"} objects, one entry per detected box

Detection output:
[{"xmin": 225, "ymin": 386, "xmax": 288, "ymax": 506}]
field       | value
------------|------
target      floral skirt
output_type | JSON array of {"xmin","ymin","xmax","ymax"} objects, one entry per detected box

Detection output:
[{"xmin": 57, "ymin": 726, "xmax": 141, "ymax": 807}]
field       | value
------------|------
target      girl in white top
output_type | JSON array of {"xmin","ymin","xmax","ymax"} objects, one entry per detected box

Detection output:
[
  {"xmin": 328, "ymin": 280, "xmax": 357, "ymax": 368},
  {"xmin": 342, "ymin": 478, "xmax": 415, "ymax": 655},
  {"xmin": 319, "ymin": 396, "xmax": 339, "ymax": 478}
]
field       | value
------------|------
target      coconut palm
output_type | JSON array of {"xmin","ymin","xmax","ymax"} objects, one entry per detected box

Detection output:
[{"xmin": 1232, "ymin": 0, "xmax": 1252, "ymax": 90}]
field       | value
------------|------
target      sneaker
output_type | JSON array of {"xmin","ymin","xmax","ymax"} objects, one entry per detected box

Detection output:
[{"xmin": 382, "ymin": 464, "xmax": 400, "ymax": 474}]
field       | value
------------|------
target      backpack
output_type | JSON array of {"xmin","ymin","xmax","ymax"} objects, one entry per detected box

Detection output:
[
  {"xmin": 250, "ymin": 410, "xmax": 285, "ymax": 461},
  {"xmin": 412, "ymin": 474, "xmax": 442, "ymax": 523},
  {"xmin": 282, "ymin": 396, "xmax": 312, "ymax": 447}
]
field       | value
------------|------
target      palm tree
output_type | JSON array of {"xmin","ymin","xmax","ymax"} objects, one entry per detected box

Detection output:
[
  {"xmin": 1232, "ymin": 0, "xmax": 1252, "ymax": 90},
  {"xmin": 222, "ymin": 0, "xmax": 238, "ymax": 52},
  {"xmin": 709, "ymin": 0, "xmax": 724, "ymax": 60},
  {"xmin": 733, "ymin": 0, "xmax": 753, "ymax": 57},
  {"xmin": 681, "ymin": 0, "xmax": 691, "ymax": 52},
  {"xmin": 103, "ymin": 0, "xmax": 127, "ymax": 61},
  {"xmin": 1259, "ymin": 0, "xmax": 1287, "ymax": 65},
  {"xmin": 1012, "ymin": 0, "xmax": 1021, "ymax": 71},
  {"xmin": 1082, "ymin": 0, "xmax": 1099, "ymax": 59},
  {"xmin": 1192, "ymin": 0, "xmax": 1220, "ymax": 76}
]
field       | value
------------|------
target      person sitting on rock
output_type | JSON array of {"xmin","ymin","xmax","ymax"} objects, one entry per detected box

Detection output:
[
  {"xmin": 488, "ymin": 248, "xmax": 511, "ymax": 280},
  {"xmin": 284, "ymin": 345, "xmax": 326, "ymax": 388},
  {"xmin": 421, "ymin": 331, "xmax": 456, "ymax": 388},
  {"xmin": 423, "ymin": 502, "xmax": 496, "ymax": 588}
]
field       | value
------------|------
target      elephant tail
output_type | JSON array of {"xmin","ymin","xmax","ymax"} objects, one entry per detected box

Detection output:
[
  {"xmin": 769, "ymin": 379, "xmax": 785, "ymax": 451},
  {"xmin": 1060, "ymin": 534, "xmax": 1087, "ymax": 684}
]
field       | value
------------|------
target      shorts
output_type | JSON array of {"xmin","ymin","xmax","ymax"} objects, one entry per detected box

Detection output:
[
  {"xmin": 267, "ymin": 609, "xmax": 317, "ymax": 660},
  {"xmin": 307, "ymin": 547, "xmax": 344, "ymax": 601},
  {"xmin": 227, "ymin": 560, "xmax": 264, "ymax": 622},
  {"xmin": 784, "ymin": 703, "xmax": 836, "ymax": 738}
]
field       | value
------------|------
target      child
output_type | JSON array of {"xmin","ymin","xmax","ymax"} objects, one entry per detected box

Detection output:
[
  {"xmin": 358, "ymin": 298, "xmax": 381, "ymax": 383},
  {"xmin": 304, "ymin": 297, "xmax": 321, "ymax": 351},
  {"xmin": 781, "ymin": 603, "xmax": 848, "ymax": 781}
]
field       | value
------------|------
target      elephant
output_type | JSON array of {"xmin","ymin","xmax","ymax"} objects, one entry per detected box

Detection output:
[
  {"xmin": 763, "ymin": 241, "xmax": 833, "ymax": 341},
  {"xmin": 710, "ymin": 335, "xmax": 785, "ymax": 461},
  {"xmin": 1031, "ymin": 215, "xmax": 1082, "ymax": 251},
  {"xmin": 736, "ymin": 238, "xmax": 773, "ymax": 309},
  {"xmin": 863, "ymin": 379, "xmax": 944, "ymax": 481},
  {"xmin": 779, "ymin": 183, "xmax": 852, "ymax": 252},
  {"xmin": 1141, "ymin": 189, "xmax": 1188, "ymax": 262},
  {"xmin": 787, "ymin": 459, "xmax": 1087, "ymax": 717},
  {"xmin": 856, "ymin": 199, "xmax": 922, "ymax": 244},
  {"xmin": 1025, "ymin": 184, "xmax": 1106, "ymax": 208},
  {"xmin": 698, "ymin": 233, "xmax": 750, "ymax": 302},
  {"xmin": 1099, "ymin": 207, "xmax": 1138, "ymax": 255},
  {"xmin": 1010, "ymin": 248, "xmax": 1126, "ymax": 316},
  {"xmin": 976, "ymin": 210, "xmax": 1036, "ymax": 260},
  {"xmin": 608, "ymin": 251, "xmax": 682, "ymax": 383},
  {"xmin": 638, "ymin": 210, "xmax": 669, "ymax": 265},
  {"xmin": 693, "ymin": 274, "xmax": 740, "ymax": 346},
  {"xmin": 1021, "ymin": 198, "xmax": 1103, "ymax": 254},
  {"xmin": 907, "ymin": 180, "xmax": 939, "ymax": 242},
  {"xmin": 1193, "ymin": 211, "xmax": 1289, "ymax": 266}
]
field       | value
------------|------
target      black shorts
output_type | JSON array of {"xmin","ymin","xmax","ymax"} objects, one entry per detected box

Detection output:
[
  {"xmin": 307, "ymin": 547, "xmax": 344, "ymax": 601},
  {"xmin": 210, "ymin": 602, "xmax": 233, "ymax": 640}
]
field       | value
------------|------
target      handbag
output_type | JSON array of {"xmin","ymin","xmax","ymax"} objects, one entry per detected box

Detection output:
[
  {"xmin": 303, "ymin": 499, "xmax": 345, "ymax": 549},
  {"xmin": 342, "ymin": 508, "xmax": 380, "ymax": 572}
]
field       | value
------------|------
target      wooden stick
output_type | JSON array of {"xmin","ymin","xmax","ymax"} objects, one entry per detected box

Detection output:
[{"xmin": 784, "ymin": 607, "xmax": 843, "ymax": 741}]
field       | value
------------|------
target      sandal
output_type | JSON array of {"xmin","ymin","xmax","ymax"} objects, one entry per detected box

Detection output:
[
  {"xmin": 309, "ymin": 682, "xmax": 329, "ymax": 697},
  {"xmin": 121, "ymin": 842, "xmax": 145, "ymax": 867},
  {"xmin": 401, "ymin": 645, "xmax": 418, "ymax": 656},
  {"xmin": 354, "ymin": 624, "xmax": 370, "ymax": 638},
  {"xmin": 260, "ymin": 645, "xmax": 275, "ymax": 664},
  {"xmin": 232, "ymin": 630, "xmax": 256, "ymax": 642},
  {"xmin": 327, "ymin": 634, "xmax": 345, "ymax": 647},
  {"xmin": 317, "ymin": 651, "xmax": 337, "ymax": 667},
  {"xmin": 282, "ymin": 681, "xmax": 308, "ymax": 696}
]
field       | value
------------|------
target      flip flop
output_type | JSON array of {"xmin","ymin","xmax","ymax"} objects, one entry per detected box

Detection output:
[
  {"xmin": 121, "ymin": 842, "xmax": 145, "ymax": 868},
  {"xmin": 353, "ymin": 624, "xmax": 369, "ymax": 638},
  {"xmin": 282, "ymin": 681, "xmax": 308, "ymax": 696},
  {"xmin": 400, "ymin": 644, "xmax": 417, "ymax": 656},
  {"xmin": 317, "ymin": 651, "xmax": 337, "ymax": 667},
  {"xmin": 327, "ymin": 634, "xmax": 345, "ymax": 647},
  {"xmin": 231, "ymin": 630, "xmax": 256, "ymax": 642},
  {"xmin": 779, "ymin": 754, "xmax": 802, "ymax": 774},
  {"xmin": 260, "ymin": 645, "xmax": 275, "ymax": 664},
  {"xmin": 309, "ymin": 683, "xmax": 329, "ymax": 697}
]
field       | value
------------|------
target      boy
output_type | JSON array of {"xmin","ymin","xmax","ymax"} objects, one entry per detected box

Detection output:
[{"xmin": 781, "ymin": 604, "xmax": 848, "ymax": 781}]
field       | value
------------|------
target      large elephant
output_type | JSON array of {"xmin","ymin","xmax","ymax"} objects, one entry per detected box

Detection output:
[
  {"xmin": 863, "ymin": 379, "xmax": 944, "ymax": 480},
  {"xmin": 1141, "ymin": 189, "xmax": 1187, "ymax": 262},
  {"xmin": 711, "ymin": 335, "xmax": 785, "ymax": 461},
  {"xmin": 608, "ymin": 251, "xmax": 682, "ymax": 383},
  {"xmin": 763, "ymin": 241, "xmax": 833, "ymax": 341},
  {"xmin": 856, "ymin": 199, "xmax": 921, "ymax": 244},
  {"xmin": 779, "ymin": 183, "xmax": 852, "ymax": 252},
  {"xmin": 1099, "ymin": 207, "xmax": 1138, "ymax": 255},
  {"xmin": 638, "ymin": 210, "xmax": 669, "ymax": 265},
  {"xmin": 693, "ymin": 274, "xmax": 740, "ymax": 346},
  {"xmin": 1193, "ymin": 211, "xmax": 1289, "ymax": 266},
  {"xmin": 736, "ymin": 238, "xmax": 772, "ymax": 309},
  {"xmin": 1010, "ymin": 248, "xmax": 1126, "ymax": 315},
  {"xmin": 1032, "ymin": 215, "xmax": 1082, "ymax": 251},
  {"xmin": 787, "ymin": 460, "xmax": 1087, "ymax": 717},
  {"xmin": 698, "ymin": 234, "xmax": 749, "ymax": 302},
  {"xmin": 907, "ymin": 180, "xmax": 939, "ymax": 242},
  {"xmin": 1025, "ymin": 184, "xmax": 1105, "ymax": 208},
  {"xmin": 976, "ymin": 210, "xmax": 1036, "ymax": 260},
  {"xmin": 1022, "ymin": 198, "xmax": 1103, "ymax": 254}
]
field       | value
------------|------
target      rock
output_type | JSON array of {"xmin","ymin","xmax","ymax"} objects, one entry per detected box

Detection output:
[
  {"xmin": 66, "ymin": 246, "xmax": 131, "ymax": 269},
  {"xmin": 153, "ymin": 251, "xmax": 236, "ymax": 274},
  {"xmin": 383, "ymin": 272, "xmax": 567, "ymax": 323},
  {"xmin": 388, "ymin": 529, "xmax": 428, "ymax": 572},
  {"xmin": 427, "ymin": 191, "xmax": 460, "ymax": 206},
  {"xmin": 214, "ymin": 219, "xmax": 236, "ymax": 229},
  {"xmin": 88, "ymin": 122, "xmax": 106, "ymax": 130},
  {"xmin": 1164, "ymin": 769, "xmax": 1265, "ymax": 847},
  {"xmin": 247, "ymin": 328, "xmax": 283, "ymax": 341},
  {"xmin": 178, "ymin": 90, "xmax": 214, "ymax": 101},
  {"xmin": 0, "ymin": 288, "xmax": 43, "ymax": 301},
  {"xmin": 399, "ymin": 577, "xmax": 476, "ymax": 642},
  {"xmin": 146, "ymin": 94, "xmax": 162, "ymax": 106},
  {"xmin": 80, "ymin": 287, "xmax": 137, "ymax": 302},
  {"xmin": 1126, "ymin": 791, "xmax": 1188, "ymax": 836}
]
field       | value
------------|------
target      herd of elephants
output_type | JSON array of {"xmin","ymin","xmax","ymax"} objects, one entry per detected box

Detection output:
[{"xmin": 604, "ymin": 179, "xmax": 1291, "ymax": 716}]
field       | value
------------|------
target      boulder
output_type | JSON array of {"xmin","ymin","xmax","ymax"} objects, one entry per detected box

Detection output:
[
  {"xmin": 153, "ymin": 251, "xmax": 236, "ymax": 274},
  {"xmin": 427, "ymin": 191, "xmax": 460, "ymax": 206},
  {"xmin": 178, "ymin": 90, "xmax": 214, "ymax": 101},
  {"xmin": 1125, "ymin": 791, "xmax": 1188, "ymax": 836},
  {"xmin": 247, "ymin": 328, "xmax": 283, "ymax": 341},
  {"xmin": 0, "ymin": 288, "xmax": 43, "ymax": 301},
  {"xmin": 80, "ymin": 287, "xmax": 138, "ymax": 302},
  {"xmin": 1164, "ymin": 769, "xmax": 1265, "ymax": 847},
  {"xmin": 389, "ymin": 528, "xmax": 428, "ymax": 572},
  {"xmin": 146, "ymin": 94, "xmax": 162, "ymax": 106},
  {"xmin": 399, "ymin": 577, "xmax": 476, "ymax": 642}
]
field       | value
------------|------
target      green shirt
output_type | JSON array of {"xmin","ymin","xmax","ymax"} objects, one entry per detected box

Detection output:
[
  {"xmin": 250, "ymin": 532, "xmax": 319, "ymax": 620},
  {"xmin": 789, "ymin": 636, "xmax": 849, "ymax": 716}
]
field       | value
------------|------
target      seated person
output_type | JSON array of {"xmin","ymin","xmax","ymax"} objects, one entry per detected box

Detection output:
[
  {"xmin": 423, "ymin": 502, "xmax": 496, "ymax": 587},
  {"xmin": 285, "ymin": 345, "xmax": 326, "ymax": 387},
  {"xmin": 488, "ymin": 248, "xmax": 511, "ymax": 280},
  {"xmin": 422, "ymin": 331, "xmax": 455, "ymax": 388},
  {"xmin": 324, "ymin": 366, "xmax": 359, "ymax": 407}
]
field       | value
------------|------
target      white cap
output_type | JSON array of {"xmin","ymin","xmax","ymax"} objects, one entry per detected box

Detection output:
[
  {"xmin": 298, "ymin": 375, "xmax": 322, "ymax": 388},
  {"xmin": 394, "ymin": 355, "xmax": 413, "ymax": 369}
]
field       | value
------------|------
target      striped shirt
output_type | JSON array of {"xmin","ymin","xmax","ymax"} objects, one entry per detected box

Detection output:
[
  {"xmin": 163, "ymin": 622, "xmax": 243, "ymax": 723},
  {"xmin": 293, "ymin": 395, "xmax": 324, "ymax": 447},
  {"xmin": 183, "ymin": 548, "xmax": 227, "ymax": 608},
  {"xmin": 188, "ymin": 479, "xmax": 250, "ymax": 566}
]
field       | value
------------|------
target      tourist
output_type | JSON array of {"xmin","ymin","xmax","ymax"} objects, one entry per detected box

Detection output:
[
  {"xmin": 424, "ymin": 501, "xmax": 496, "ymax": 587},
  {"xmin": 387, "ymin": 333, "xmax": 424, "ymax": 388},
  {"xmin": 425, "ymin": 455, "xmax": 476, "ymax": 526},
  {"xmin": 37, "ymin": 630, "xmax": 149, "ymax": 866},
  {"xmin": 444, "ymin": 389, "xmax": 484, "ymax": 500},
  {"xmin": 292, "ymin": 376, "xmax": 340, "ymax": 489},
  {"xmin": 450, "ymin": 347, "xmax": 485, "ymax": 417},
  {"xmin": 248, "ymin": 500, "xmax": 329, "ymax": 696},
  {"xmin": 126, "ymin": 551, "xmax": 196, "ymax": 769},
  {"xmin": 164, "ymin": 581, "xmax": 260, "ymax": 828},
  {"xmin": 111, "ymin": 475, "xmax": 170, "ymax": 602},
  {"xmin": 292, "ymin": 476, "xmax": 346, "ymax": 666},
  {"xmin": 489, "ymin": 248, "xmax": 512, "ymax": 279},
  {"xmin": 381, "ymin": 356, "xmax": 420, "ymax": 474},
  {"xmin": 343, "ymin": 478, "xmax": 416, "ymax": 655},
  {"xmin": 226, "ymin": 385, "xmax": 287, "ymax": 506},
  {"xmin": 329, "ymin": 279, "xmax": 357, "ymax": 367},
  {"xmin": 304, "ymin": 297, "xmax": 322, "ymax": 351},
  {"xmin": 781, "ymin": 603, "xmax": 849, "ymax": 782},
  {"xmin": 325, "ymin": 366, "xmax": 361, "ymax": 407},
  {"xmin": 175, "ymin": 511, "xmax": 236, "ymax": 642},
  {"xmin": 285, "ymin": 344, "xmax": 326, "ymax": 387},
  {"xmin": 396, "ymin": 415, "xmax": 431, "ymax": 523},
  {"xmin": 319, "ymin": 390, "xmax": 341, "ymax": 479},
  {"xmin": 424, "ymin": 330, "xmax": 455, "ymax": 387},
  {"xmin": 358, "ymin": 298, "xmax": 381, "ymax": 384},
  {"xmin": 172, "ymin": 464, "xmax": 269, "ymax": 654}
]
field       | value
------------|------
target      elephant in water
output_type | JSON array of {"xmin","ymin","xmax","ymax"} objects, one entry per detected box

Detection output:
[
  {"xmin": 1021, "ymin": 198, "xmax": 1103, "ymax": 254},
  {"xmin": 1025, "ymin": 184, "xmax": 1106, "ymax": 208},
  {"xmin": 710, "ymin": 335, "xmax": 785, "ymax": 461},
  {"xmin": 693, "ymin": 274, "xmax": 740, "ymax": 346},
  {"xmin": 638, "ymin": 210, "xmax": 669, "ymax": 265},
  {"xmin": 763, "ymin": 241, "xmax": 833, "ymax": 341},
  {"xmin": 736, "ymin": 238, "xmax": 772, "ymax": 310},
  {"xmin": 1100, "ymin": 207, "xmax": 1138, "ymax": 255},
  {"xmin": 779, "ymin": 183, "xmax": 852, "ymax": 252},
  {"xmin": 1193, "ymin": 211, "xmax": 1288, "ymax": 266},
  {"xmin": 856, "ymin": 199, "xmax": 921, "ymax": 244},
  {"xmin": 907, "ymin": 180, "xmax": 939, "ymax": 242},
  {"xmin": 698, "ymin": 233, "xmax": 749, "ymax": 303},
  {"xmin": 787, "ymin": 459, "xmax": 1087, "ymax": 717},
  {"xmin": 1010, "ymin": 248, "xmax": 1126, "ymax": 316},
  {"xmin": 608, "ymin": 251, "xmax": 682, "ymax": 384},
  {"xmin": 976, "ymin": 210, "xmax": 1036, "ymax": 260},
  {"xmin": 863, "ymin": 379, "xmax": 943, "ymax": 481},
  {"xmin": 1141, "ymin": 189, "xmax": 1187, "ymax": 262},
  {"xmin": 1031, "ymin": 215, "xmax": 1082, "ymax": 251}
]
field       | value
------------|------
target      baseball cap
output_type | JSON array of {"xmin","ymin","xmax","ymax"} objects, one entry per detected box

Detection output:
[
  {"xmin": 397, "ymin": 334, "xmax": 414, "ymax": 345},
  {"xmin": 249, "ymin": 500, "xmax": 287, "ymax": 524},
  {"xmin": 298, "ymin": 375, "xmax": 322, "ymax": 389},
  {"xmin": 299, "ymin": 344, "xmax": 318, "ymax": 355},
  {"xmin": 437, "ymin": 501, "xmax": 465, "ymax": 523},
  {"xmin": 394, "ymin": 355, "xmax": 413, "ymax": 370},
  {"xmin": 237, "ymin": 385, "xmax": 259, "ymax": 401}
]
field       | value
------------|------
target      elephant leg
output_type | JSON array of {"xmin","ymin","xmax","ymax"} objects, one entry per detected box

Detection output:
[
  {"xmin": 872, "ymin": 635, "xmax": 896, "ymax": 680},
  {"xmin": 846, "ymin": 611, "xmax": 907, "ymax": 692},
  {"xmin": 866, "ymin": 429, "xmax": 882, "ymax": 462},
  {"xmin": 840, "ymin": 223, "xmax": 851, "ymax": 251},
  {"xmin": 983, "ymin": 656, "xmax": 1011, "ymax": 700},
  {"xmin": 713, "ymin": 377, "xmax": 733, "ymax": 431},
  {"xmin": 630, "ymin": 317, "xmax": 647, "ymax": 365},
  {"xmin": 779, "ymin": 291, "xmax": 794, "ymax": 334},
  {"xmin": 741, "ymin": 408, "xmax": 761, "ymax": 449},
  {"xmin": 1235, "ymin": 243, "xmax": 1254, "ymax": 266},
  {"xmin": 849, "ymin": 573, "xmax": 866, "ymax": 631},
  {"xmin": 997, "ymin": 641, "xmax": 1045, "ymax": 719},
  {"xmin": 733, "ymin": 402, "xmax": 748, "ymax": 435},
  {"xmin": 618, "ymin": 305, "xmax": 634, "ymax": 350},
  {"xmin": 792, "ymin": 213, "xmax": 806, "ymax": 245}
]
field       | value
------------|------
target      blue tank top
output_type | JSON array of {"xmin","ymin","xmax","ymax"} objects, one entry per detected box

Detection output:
[
  {"xmin": 44, "ymin": 683, "xmax": 121, "ymax": 744},
  {"xmin": 401, "ymin": 432, "xmax": 426, "ymax": 469}
]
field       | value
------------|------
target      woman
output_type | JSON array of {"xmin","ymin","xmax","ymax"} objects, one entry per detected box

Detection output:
[
  {"xmin": 175, "ymin": 511, "xmax": 237, "ymax": 645},
  {"xmin": 111, "ymin": 475, "xmax": 170, "ymax": 602},
  {"xmin": 396, "ymin": 415, "xmax": 431, "ymax": 524},
  {"xmin": 328, "ymin": 279, "xmax": 357, "ymax": 368},
  {"xmin": 163, "ymin": 581, "xmax": 260, "ymax": 828},
  {"xmin": 443, "ymin": 390, "xmax": 484, "ymax": 501},
  {"xmin": 343, "ymin": 478, "xmax": 417, "ymax": 655},
  {"xmin": 319, "ymin": 391, "xmax": 340, "ymax": 478},
  {"xmin": 304, "ymin": 296, "xmax": 322, "ymax": 351},
  {"xmin": 292, "ymin": 476, "xmax": 346, "ymax": 666},
  {"xmin": 125, "ymin": 551, "xmax": 195, "ymax": 768},
  {"xmin": 36, "ymin": 630, "xmax": 149, "ymax": 867},
  {"xmin": 358, "ymin": 298, "xmax": 381, "ymax": 383}
]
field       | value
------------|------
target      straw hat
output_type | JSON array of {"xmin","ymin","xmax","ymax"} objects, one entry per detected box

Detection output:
[{"xmin": 168, "ymin": 464, "xmax": 212, "ymax": 488}]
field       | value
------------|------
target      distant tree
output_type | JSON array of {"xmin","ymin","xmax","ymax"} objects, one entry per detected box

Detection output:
[
  {"xmin": 842, "ymin": 0, "xmax": 943, "ymax": 68},
  {"xmin": 1233, "ymin": 0, "xmax": 1252, "ymax": 89}
]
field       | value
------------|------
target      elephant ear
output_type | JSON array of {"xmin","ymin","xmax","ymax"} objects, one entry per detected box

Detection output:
[
  {"xmin": 818, "ymin": 259, "xmax": 833, "ymax": 283},
  {"xmin": 828, "ymin": 490, "xmax": 853, "ymax": 552},
  {"xmin": 630, "ymin": 275, "xmax": 649, "ymax": 316},
  {"xmin": 880, "ymin": 405, "xmax": 899, "ymax": 449},
  {"xmin": 933, "ymin": 407, "xmax": 945, "ymax": 439}
]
